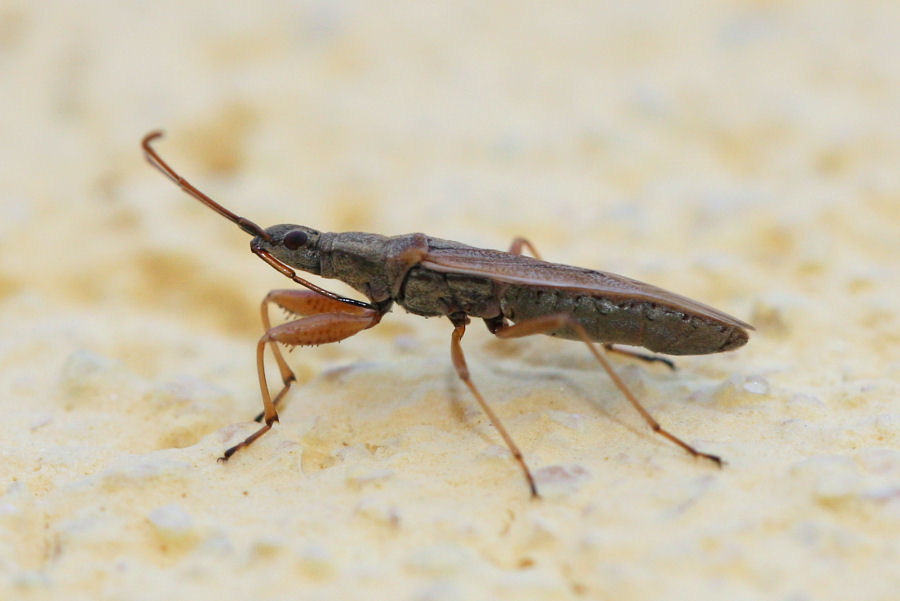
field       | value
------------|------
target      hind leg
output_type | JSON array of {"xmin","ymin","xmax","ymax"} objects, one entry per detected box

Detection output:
[{"xmin": 491, "ymin": 314, "xmax": 721, "ymax": 466}]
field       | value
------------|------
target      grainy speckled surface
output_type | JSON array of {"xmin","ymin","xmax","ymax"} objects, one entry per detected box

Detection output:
[{"xmin": 1, "ymin": 2, "xmax": 898, "ymax": 599}]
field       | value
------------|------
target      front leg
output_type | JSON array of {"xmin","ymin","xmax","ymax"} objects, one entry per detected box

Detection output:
[
  {"xmin": 256, "ymin": 289, "xmax": 377, "ymax": 421},
  {"xmin": 220, "ymin": 294, "xmax": 382, "ymax": 462}
]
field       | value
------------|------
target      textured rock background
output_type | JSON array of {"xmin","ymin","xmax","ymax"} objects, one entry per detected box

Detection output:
[{"xmin": 0, "ymin": 1, "xmax": 898, "ymax": 599}]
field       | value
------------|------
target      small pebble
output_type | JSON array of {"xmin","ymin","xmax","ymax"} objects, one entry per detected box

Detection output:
[
  {"xmin": 742, "ymin": 375, "xmax": 770, "ymax": 395},
  {"xmin": 147, "ymin": 504, "xmax": 196, "ymax": 544}
]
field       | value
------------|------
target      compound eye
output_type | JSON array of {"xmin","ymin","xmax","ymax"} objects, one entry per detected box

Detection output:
[{"xmin": 283, "ymin": 229, "xmax": 308, "ymax": 250}]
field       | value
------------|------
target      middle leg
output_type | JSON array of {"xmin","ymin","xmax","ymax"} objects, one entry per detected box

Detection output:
[
  {"xmin": 449, "ymin": 314, "xmax": 539, "ymax": 497},
  {"xmin": 508, "ymin": 236, "xmax": 543, "ymax": 260},
  {"xmin": 603, "ymin": 343, "xmax": 676, "ymax": 370}
]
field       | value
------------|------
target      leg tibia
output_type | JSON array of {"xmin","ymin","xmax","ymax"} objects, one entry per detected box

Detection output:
[{"xmin": 494, "ymin": 313, "xmax": 721, "ymax": 466}]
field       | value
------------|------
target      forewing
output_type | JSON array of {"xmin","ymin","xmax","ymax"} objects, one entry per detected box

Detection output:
[{"xmin": 421, "ymin": 242, "xmax": 753, "ymax": 330}]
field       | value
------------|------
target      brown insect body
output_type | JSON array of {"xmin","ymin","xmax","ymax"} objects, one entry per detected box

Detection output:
[
  {"xmin": 261, "ymin": 226, "xmax": 751, "ymax": 355},
  {"xmin": 142, "ymin": 131, "xmax": 753, "ymax": 498}
]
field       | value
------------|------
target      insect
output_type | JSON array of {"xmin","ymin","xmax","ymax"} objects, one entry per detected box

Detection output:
[{"xmin": 142, "ymin": 131, "xmax": 753, "ymax": 497}]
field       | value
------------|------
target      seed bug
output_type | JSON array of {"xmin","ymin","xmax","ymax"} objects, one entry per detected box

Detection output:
[{"xmin": 142, "ymin": 131, "xmax": 753, "ymax": 498}]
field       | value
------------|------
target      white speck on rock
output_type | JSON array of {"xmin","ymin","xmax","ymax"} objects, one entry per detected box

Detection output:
[
  {"xmin": 789, "ymin": 393, "xmax": 825, "ymax": 409},
  {"xmin": 711, "ymin": 373, "xmax": 773, "ymax": 406},
  {"xmin": 742, "ymin": 375, "xmax": 770, "ymax": 395},
  {"xmin": 147, "ymin": 504, "xmax": 195, "ymax": 543}
]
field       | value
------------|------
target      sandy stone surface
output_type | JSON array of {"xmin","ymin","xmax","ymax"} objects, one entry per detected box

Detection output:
[{"xmin": 1, "ymin": 2, "xmax": 898, "ymax": 599}]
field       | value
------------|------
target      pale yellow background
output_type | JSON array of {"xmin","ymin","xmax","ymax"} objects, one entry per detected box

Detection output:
[{"xmin": 1, "ymin": 2, "xmax": 898, "ymax": 600}]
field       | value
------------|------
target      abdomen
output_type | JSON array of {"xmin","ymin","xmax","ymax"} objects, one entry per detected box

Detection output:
[{"xmin": 499, "ymin": 285, "xmax": 748, "ymax": 355}]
